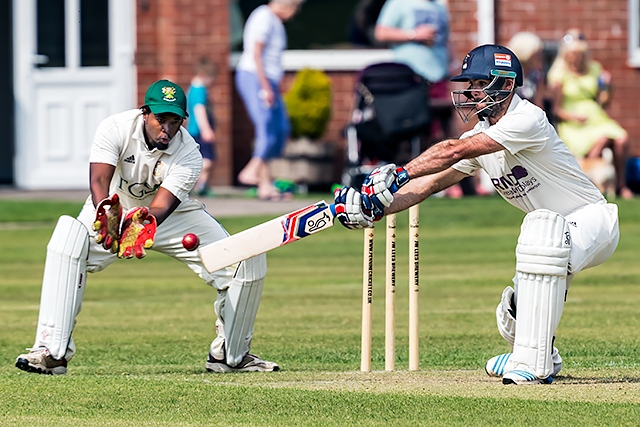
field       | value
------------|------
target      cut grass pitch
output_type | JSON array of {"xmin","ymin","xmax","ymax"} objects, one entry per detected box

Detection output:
[{"xmin": 1, "ymin": 196, "xmax": 639, "ymax": 426}]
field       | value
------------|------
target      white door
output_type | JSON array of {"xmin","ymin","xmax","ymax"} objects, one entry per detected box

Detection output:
[{"xmin": 13, "ymin": 0, "xmax": 136, "ymax": 189}]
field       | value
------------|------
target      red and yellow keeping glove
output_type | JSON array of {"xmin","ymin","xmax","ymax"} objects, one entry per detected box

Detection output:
[
  {"xmin": 117, "ymin": 207, "xmax": 157, "ymax": 259},
  {"xmin": 93, "ymin": 194, "xmax": 123, "ymax": 253}
]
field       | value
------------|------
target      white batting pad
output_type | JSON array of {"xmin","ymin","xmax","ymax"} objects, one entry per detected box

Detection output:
[
  {"xmin": 35, "ymin": 216, "xmax": 90, "ymax": 360},
  {"xmin": 512, "ymin": 209, "xmax": 570, "ymax": 378},
  {"xmin": 223, "ymin": 254, "xmax": 267, "ymax": 366}
]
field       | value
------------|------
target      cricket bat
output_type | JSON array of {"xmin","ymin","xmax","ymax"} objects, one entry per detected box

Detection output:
[{"xmin": 199, "ymin": 200, "xmax": 337, "ymax": 273}]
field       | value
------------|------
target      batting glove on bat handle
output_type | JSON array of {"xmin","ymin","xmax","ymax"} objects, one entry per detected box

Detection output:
[
  {"xmin": 361, "ymin": 164, "xmax": 410, "ymax": 217},
  {"xmin": 390, "ymin": 167, "xmax": 410, "ymax": 193},
  {"xmin": 117, "ymin": 207, "xmax": 157, "ymax": 259},
  {"xmin": 333, "ymin": 186, "xmax": 374, "ymax": 230},
  {"xmin": 93, "ymin": 193, "xmax": 123, "ymax": 253}
]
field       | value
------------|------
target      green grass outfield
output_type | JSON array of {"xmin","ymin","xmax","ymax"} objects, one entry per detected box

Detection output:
[{"xmin": 1, "ymin": 196, "xmax": 639, "ymax": 426}]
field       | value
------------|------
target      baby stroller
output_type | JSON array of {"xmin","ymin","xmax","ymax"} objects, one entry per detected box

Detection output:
[{"xmin": 342, "ymin": 62, "xmax": 431, "ymax": 188}]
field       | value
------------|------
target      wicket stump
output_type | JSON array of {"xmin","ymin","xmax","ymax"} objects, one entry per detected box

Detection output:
[{"xmin": 361, "ymin": 205, "xmax": 419, "ymax": 372}]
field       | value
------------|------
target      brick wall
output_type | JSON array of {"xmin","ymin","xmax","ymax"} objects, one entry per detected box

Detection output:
[
  {"xmin": 136, "ymin": 0, "xmax": 233, "ymax": 185},
  {"xmin": 137, "ymin": 0, "xmax": 640, "ymax": 187},
  {"xmin": 449, "ymin": 0, "xmax": 640, "ymax": 155}
]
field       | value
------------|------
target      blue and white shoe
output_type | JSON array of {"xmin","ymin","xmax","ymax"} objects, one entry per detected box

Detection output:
[
  {"xmin": 485, "ymin": 353, "xmax": 512, "ymax": 377},
  {"xmin": 485, "ymin": 348, "xmax": 562, "ymax": 378},
  {"xmin": 502, "ymin": 369, "xmax": 553, "ymax": 385}
]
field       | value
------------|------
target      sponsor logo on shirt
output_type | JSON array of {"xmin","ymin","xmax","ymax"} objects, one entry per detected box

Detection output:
[
  {"xmin": 117, "ymin": 176, "xmax": 161, "ymax": 199},
  {"xmin": 490, "ymin": 165, "xmax": 541, "ymax": 199},
  {"xmin": 124, "ymin": 155, "xmax": 136, "ymax": 164}
]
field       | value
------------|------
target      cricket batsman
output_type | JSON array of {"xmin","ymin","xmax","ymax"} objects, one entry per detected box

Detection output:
[
  {"xmin": 334, "ymin": 44, "xmax": 620, "ymax": 384},
  {"xmin": 16, "ymin": 80, "xmax": 279, "ymax": 374}
]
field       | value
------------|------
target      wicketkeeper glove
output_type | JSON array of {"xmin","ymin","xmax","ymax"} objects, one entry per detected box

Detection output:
[
  {"xmin": 93, "ymin": 194, "xmax": 123, "ymax": 253},
  {"xmin": 117, "ymin": 207, "xmax": 157, "ymax": 259},
  {"xmin": 333, "ymin": 186, "xmax": 374, "ymax": 230},
  {"xmin": 360, "ymin": 164, "xmax": 410, "ymax": 216}
]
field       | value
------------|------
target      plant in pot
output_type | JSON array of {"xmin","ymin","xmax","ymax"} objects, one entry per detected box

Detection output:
[{"xmin": 272, "ymin": 68, "xmax": 334, "ymax": 191}]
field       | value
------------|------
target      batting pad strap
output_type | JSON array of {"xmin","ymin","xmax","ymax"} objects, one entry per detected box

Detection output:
[
  {"xmin": 515, "ymin": 209, "xmax": 571, "ymax": 276},
  {"xmin": 516, "ymin": 246, "xmax": 570, "ymax": 276}
]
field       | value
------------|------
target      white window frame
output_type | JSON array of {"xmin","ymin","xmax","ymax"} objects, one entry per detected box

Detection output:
[
  {"xmin": 629, "ymin": 0, "xmax": 640, "ymax": 66},
  {"xmin": 230, "ymin": 49, "xmax": 394, "ymax": 72}
]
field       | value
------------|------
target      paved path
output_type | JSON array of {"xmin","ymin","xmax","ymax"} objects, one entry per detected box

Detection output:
[{"xmin": 0, "ymin": 187, "xmax": 326, "ymax": 218}]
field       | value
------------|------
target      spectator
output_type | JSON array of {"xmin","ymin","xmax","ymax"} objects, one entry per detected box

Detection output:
[
  {"xmin": 374, "ymin": 0, "xmax": 451, "ymax": 135},
  {"xmin": 375, "ymin": 0, "xmax": 477, "ymax": 197},
  {"xmin": 235, "ymin": 0, "xmax": 303, "ymax": 201},
  {"xmin": 187, "ymin": 58, "xmax": 217, "ymax": 198},
  {"xmin": 507, "ymin": 31, "xmax": 546, "ymax": 108},
  {"xmin": 547, "ymin": 29, "xmax": 634, "ymax": 199}
]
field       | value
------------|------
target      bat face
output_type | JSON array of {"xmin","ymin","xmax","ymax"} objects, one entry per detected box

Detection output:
[
  {"xmin": 199, "ymin": 201, "xmax": 336, "ymax": 273},
  {"xmin": 281, "ymin": 201, "xmax": 335, "ymax": 245}
]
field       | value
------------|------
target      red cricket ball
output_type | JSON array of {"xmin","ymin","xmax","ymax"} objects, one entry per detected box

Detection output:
[{"xmin": 182, "ymin": 233, "xmax": 200, "ymax": 251}]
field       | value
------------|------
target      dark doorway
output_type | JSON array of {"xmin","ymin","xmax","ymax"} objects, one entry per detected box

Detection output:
[{"xmin": 0, "ymin": 0, "xmax": 14, "ymax": 184}]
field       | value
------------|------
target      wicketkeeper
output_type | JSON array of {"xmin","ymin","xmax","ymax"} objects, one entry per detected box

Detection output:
[
  {"xmin": 334, "ymin": 44, "xmax": 620, "ymax": 385},
  {"xmin": 16, "ymin": 80, "xmax": 278, "ymax": 374}
]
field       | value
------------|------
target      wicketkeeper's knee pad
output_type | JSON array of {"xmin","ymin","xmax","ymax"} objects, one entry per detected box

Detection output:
[
  {"xmin": 512, "ymin": 209, "xmax": 570, "ymax": 378},
  {"xmin": 35, "ymin": 216, "xmax": 90, "ymax": 360},
  {"xmin": 220, "ymin": 254, "xmax": 267, "ymax": 366}
]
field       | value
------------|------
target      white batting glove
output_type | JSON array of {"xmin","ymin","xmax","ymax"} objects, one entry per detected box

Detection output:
[
  {"xmin": 361, "ymin": 164, "xmax": 410, "ymax": 218},
  {"xmin": 362, "ymin": 164, "xmax": 396, "ymax": 208},
  {"xmin": 333, "ymin": 186, "xmax": 374, "ymax": 230}
]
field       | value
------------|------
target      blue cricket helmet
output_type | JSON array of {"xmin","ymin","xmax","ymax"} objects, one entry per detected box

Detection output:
[{"xmin": 451, "ymin": 44, "xmax": 523, "ymax": 87}]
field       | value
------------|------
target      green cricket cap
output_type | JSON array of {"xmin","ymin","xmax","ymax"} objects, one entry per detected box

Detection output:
[{"xmin": 144, "ymin": 79, "xmax": 188, "ymax": 118}]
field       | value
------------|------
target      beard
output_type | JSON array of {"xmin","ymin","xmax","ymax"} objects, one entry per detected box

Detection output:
[{"xmin": 147, "ymin": 139, "xmax": 169, "ymax": 151}]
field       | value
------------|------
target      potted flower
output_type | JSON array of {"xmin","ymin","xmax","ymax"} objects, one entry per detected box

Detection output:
[{"xmin": 272, "ymin": 68, "xmax": 334, "ymax": 190}]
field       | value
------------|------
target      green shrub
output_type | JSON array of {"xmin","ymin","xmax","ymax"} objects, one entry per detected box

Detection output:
[{"xmin": 284, "ymin": 68, "xmax": 332, "ymax": 139}]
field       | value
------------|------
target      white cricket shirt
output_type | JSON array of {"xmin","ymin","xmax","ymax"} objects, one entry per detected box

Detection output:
[
  {"xmin": 88, "ymin": 109, "xmax": 203, "ymax": 211},
  {"xmin": 452, "ymin": 95, "xmax": 605, "ymax": 216}
]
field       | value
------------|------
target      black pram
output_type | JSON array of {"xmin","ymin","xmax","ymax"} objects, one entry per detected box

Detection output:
[{"xmin": 342, "ymin": 62, "xmax": 431, "ymax": 188}]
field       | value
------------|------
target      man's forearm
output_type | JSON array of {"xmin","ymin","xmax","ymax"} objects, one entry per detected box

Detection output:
[{"xmin": 405, "ymin": 140, "xmax": 459, "ymax": 178}]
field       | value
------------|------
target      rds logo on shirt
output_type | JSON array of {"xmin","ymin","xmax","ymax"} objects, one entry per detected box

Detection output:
[{"xmin": 491, "ymin": 165, "xmax": 540, "ymax": 198}]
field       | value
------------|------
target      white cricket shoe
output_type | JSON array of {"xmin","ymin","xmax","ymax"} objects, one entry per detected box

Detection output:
[
  {"xmin": 15, "ymin": 347, "xmax": 68, "ymax": 375},
  {"xmin": 206, "ymin": 352, "xmax": 280, "ymax": 373},
  {"xmin": 485, "ymin": 348, "xmax": 563, "ymax": 378},
  {"xmin": 502, "ymin": 369, "xmax": 553, "ymax": 385}
]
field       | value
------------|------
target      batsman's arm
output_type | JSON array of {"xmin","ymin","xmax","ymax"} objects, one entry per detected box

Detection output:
[
  {"xmin": 385, "ymin": 168, "xmax": 469, "ymax": 215},
  {"xmin": 403, "ymin": 133, "xmax": 503, "ymax": 179}
]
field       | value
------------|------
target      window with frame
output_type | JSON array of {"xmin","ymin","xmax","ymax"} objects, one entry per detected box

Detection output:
[{"xmin": 234, "ymin": 0, "xmax": 387, "ymax": 51}]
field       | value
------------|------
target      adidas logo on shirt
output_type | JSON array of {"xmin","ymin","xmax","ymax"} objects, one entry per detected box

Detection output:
[{"xmin": 124, "ymin": 155, "xmax": 135, "ymax": 164}]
